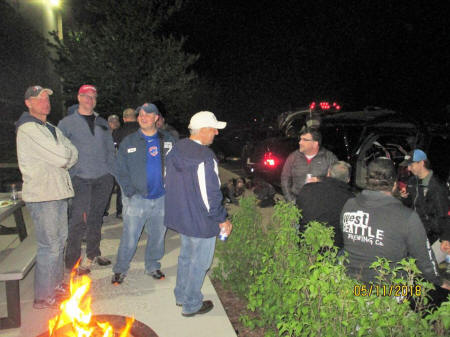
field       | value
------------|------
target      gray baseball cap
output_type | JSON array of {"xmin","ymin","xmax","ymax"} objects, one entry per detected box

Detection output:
[{"xmin": 24, "ymin": 85, "xmax": 53, "ymax": 100}]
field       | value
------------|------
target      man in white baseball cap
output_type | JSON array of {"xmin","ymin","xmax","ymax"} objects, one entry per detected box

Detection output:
[
  {"xmin": 164, "ymin": 110, "xmax": 232, "ymax": 317},
  {"xmin": 188, "ymin": 110, "xmax": 227, "ymax": 130}
]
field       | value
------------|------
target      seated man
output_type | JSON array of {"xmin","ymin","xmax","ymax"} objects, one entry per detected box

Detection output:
[
  {"xmin": 341, "ymin": 158, "xmax": 450, "ymax": 290},
  {"xmin": 296, "ymin": 161, "xmax": 354, "ymax": 248}
]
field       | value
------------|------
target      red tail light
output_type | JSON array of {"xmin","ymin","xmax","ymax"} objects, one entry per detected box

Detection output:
[{"xmin": 263, "ymin": 152, "xmax": 279, "ymax": 168}]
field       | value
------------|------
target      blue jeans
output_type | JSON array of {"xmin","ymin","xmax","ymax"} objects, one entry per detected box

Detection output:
[
  {"xmin": 26, "ymin": 200, "xmax": 68, "ymax": 301},
  {"xmin": 174, "ymin": 234, "xmax": 216, "ymax": 314},
  {"xmin": 113, "ymin": 194, "xmax": 166, "ymax": 274}
]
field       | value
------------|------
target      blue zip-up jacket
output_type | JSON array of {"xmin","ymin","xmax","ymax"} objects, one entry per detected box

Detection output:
[
  {"xmin": 116, "ymin": 130, "xmax": 175, "ymax": 198},
  {"xmin": 164, "ymin": 138, "xmax": 228, "ymax": 238},
  {"xmin": 58, "ymin": 110, "xmax": 116, "ymax": 179}
]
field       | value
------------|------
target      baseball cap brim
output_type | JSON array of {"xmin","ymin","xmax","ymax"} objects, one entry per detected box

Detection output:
[
  {"xmin": 215, "ymin": 121, "xmax": 227, "ymax": 129},
  {"xmin": 24, "ymin": 86, "xmax": 53, "ymax": 100}
]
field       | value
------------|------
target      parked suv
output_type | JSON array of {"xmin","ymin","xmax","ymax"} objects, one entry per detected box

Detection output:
[{"xmin": 245, "ymin": 104, "xmax": 450, "ymax": 191}]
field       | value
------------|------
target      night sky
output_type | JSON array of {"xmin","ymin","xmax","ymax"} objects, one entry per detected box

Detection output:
[
  {"xmin": 168, "ymin": 0, "xmax": 450, "ymax": 121},
  {"xmin": 67, "ymin": 0, "xmax": 450, "ymax": 122}
]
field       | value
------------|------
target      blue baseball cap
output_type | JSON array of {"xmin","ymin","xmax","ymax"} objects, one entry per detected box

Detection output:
[
  {"xmin": 404, "ymin": 149, "xmax": 427, "ymax": 165},
  {"xmin": 136, "ymin": 103, "xmax": 160, "ymax": 115}
]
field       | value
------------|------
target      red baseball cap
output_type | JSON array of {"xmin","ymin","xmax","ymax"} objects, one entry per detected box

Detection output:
[{"xmin": 78, "ymin": 85, "xmax": 97, "ymax": 96}]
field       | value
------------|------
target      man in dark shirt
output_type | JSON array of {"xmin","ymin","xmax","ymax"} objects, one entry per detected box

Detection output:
[
  {"xmin": 296, "ymin": 161, "xmax": 354, "ymax": 248},
  {"xmin": 112, "ymin": 108, "xmax": 140, "ymax": 145},
  {"xmin": 341, "ymin": 158, "xmax": 450, "ymax": 290},
  {"xmin": 111, "ymin": 108, "xmax": 140, "ymax": 217},
  {"xmin": 399, "ymin": 149, "xmax": 449, "ymax": 244},
  {"xmin": 58, "ymin": 84, "xmax": 115, "ymax": 275}
]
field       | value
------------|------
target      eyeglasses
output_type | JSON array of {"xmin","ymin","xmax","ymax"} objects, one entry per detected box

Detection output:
[
  {"xmin": 79, "ymin": 94, "xmax": 97, "ymax": 100},
  {"xmin": 299, "ymin": 137, "xmax": 314, "ymax": 142}
]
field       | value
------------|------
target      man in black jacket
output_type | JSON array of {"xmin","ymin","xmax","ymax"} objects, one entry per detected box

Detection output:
[
  {"xmin": 400, "ymin": 149, "xmax": 449, "ymax": 244},
  {"xmin": 111, "ymin": 108, "xmax": 140, "ymax": 218},
  {"xmin": 341, "ymin": 158, "xmax": 450, "ymax": 289},
  {"xmin": 113, "ymin": 108, "xmax": 140, "ymax": 146},
  {"xmin": 296, "ymin": 161, "xmax": 354, "ymax": 248}
]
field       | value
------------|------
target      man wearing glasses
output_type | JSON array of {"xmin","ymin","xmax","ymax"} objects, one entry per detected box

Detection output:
[
  {"xmin": 58, "ymin": 85, "xmax": 116, "ymax": 275},
  {"xmin": 281, "ymin": 128, "xmax": 337, "ymax": 202}
]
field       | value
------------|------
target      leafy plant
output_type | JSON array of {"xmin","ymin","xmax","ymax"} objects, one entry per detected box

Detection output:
[
  {"xmin": 214, "ymin": 197, "xmax": 450, "ymax": 336},
  {"xmin": 213, "ymin": 195, "xmax": 267, "ymax": 298}
]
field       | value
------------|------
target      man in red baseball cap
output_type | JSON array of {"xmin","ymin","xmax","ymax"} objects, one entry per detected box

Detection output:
[
  {"xmin": 58, "ymin": 84, "xmax": 116, "ymax": 275},
  {"xmin": 78, "ymin": 84, "xmax": 97, "ymax": 96}
]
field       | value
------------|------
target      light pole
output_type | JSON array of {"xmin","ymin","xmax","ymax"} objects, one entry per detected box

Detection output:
[
  {"xmin": 47, "ymin": 0, "xmax": 63, "ymax": 40},
  {"xmin": 44, "ymin": 0, "xmax": 65, "ymax": 117}
]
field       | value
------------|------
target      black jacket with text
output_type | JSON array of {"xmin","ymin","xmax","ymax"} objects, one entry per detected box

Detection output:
[{"xmin": 341, "ymin": 190, "xmax": 442, "ymax": 286}]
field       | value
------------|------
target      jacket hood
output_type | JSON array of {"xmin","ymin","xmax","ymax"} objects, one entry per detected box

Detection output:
[
  {"xmin": 170, "ymin": 138, "xmax": 216, "ymax": 170},
  {"xmin": 354, "ymin": 190, "xmax": 400, "ymax": 209},
  {"xmin": 67, "ymin": 104, "xmax": 79, "ymax": 115},
  {"xmin": 15, "ymin": 111, "xmax": 45, "ymax": 131}
]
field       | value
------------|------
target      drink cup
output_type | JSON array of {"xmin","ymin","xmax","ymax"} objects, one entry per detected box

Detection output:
[
  {"xmin": 219, "ymin": 227, "xmax": 228, "ymax": 241},
  {"xmin": 10, "ymin": 184, "xmax": 19, "ymax": 202}
]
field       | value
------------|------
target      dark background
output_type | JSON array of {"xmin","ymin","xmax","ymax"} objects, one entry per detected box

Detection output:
[{"xmin": 164, "ymin": 0, "xmax": 450, "ymax": 123}]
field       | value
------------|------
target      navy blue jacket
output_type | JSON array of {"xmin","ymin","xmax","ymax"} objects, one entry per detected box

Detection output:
[
  {"xmin": 116, "ymin": 130, "xmax": 175, "ymax": 198},
  {"xmin": 164, "ymin": 138, "xmax": 228, "ymax": 238}
]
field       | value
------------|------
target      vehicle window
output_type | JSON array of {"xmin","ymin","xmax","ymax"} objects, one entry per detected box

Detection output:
[
  {"xmin": 354, "ymin": 133, "xmax": 417, "ymax": 189},
  {"xmin": 320, "ymin": 126, "xmax": 351, "ymax": 161},
  {"xmin": 426, "ymin": 134, "xmax": 450, "ymax": 181}
]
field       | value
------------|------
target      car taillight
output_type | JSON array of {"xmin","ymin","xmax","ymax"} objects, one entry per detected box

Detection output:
[{"xmin": 263, "ymin": 152, "xmax": 279, "ymax": 168}]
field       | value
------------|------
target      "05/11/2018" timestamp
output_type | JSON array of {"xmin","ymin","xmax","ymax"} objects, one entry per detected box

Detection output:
[{"xmin": 353, "ymin": 284, "xmax": 422, "ymax": 297}]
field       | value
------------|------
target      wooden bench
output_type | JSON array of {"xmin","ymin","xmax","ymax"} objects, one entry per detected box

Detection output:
[{"xmin": 0, "ymin": 236, "xmax": 36, "ymax": 329}]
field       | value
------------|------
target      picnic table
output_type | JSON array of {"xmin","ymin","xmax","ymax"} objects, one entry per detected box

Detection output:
[{"xmin": 0, "ymin": 199, "xmax": 27, "ymax": 242}]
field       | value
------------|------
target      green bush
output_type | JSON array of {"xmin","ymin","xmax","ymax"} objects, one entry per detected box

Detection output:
[
  {"xmin": 213, "ymin": 195, "xmax": 268, "ymax": 298},
  {"xmin": 213, "ymin": 197, "xmax": 450, "ymax": 336}
]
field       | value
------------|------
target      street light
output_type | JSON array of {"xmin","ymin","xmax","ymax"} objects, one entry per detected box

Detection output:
[
  {"xmin": 49, "ymin": 0, "xmax": 60, "ymax": 7},
  {"xmin": 45, "ymin": 0, "xmax": 63, "ymax": 40}
]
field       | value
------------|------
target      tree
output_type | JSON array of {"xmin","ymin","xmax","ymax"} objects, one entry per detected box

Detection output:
[
  {"xmin": 50, "ymin": 0, "xmax": 199, "ymax": 120},
  {"xmin": 0, "ymin": 0, "xmax": 52, "ymax": 162},
  {"xmin": 0, "ymin": 0, "xmax": 51, "ymax": 110}
]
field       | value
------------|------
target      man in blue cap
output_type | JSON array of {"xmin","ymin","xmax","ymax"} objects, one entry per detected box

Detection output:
[
  {"xmin": 400, "ymin": 149, "xmax": 449, "ymax": 244},
  {"xmin": 112, "ymin": 103, "xmax": 175, "ymax": 284}
]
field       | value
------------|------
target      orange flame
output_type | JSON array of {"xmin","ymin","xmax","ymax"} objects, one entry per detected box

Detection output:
[{"xmin": 48, "ymin": 260, "xmax": 134, "ymax": 336}]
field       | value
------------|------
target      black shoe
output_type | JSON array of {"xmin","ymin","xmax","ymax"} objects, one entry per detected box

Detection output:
[
  {"xmin": 115, "ymin": 212, "xmax": 122, "ymax": 219},
  {"xmin": 111, "ymin": 273, "xmax": 126, "ymax": 285},
  {"xmin": 182, "ymin": 300, "xmax": 214, "ymax": 317},
  {"xmin": 54, "ymin": 283, "xmax": 70, "ymax": 299},
  {"xmin": 148, "ymin": 269, "xmax": 165, "ymax": 280},
  {"xmin": 176, "ymin": 302, "xmax": 182, "ymax": 307},
  {"xmin": 33, "ymin": 297, "xmax": 60, "ymax": 310},
  {"xmin": 94, "ymin": 256, "xmax": 111, "ymax": 266},
  {"xmin": 77, "ymin": 266, "xmax": 91, "ymax": 275}
]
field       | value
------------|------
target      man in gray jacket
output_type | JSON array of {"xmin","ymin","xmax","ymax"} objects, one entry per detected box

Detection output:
[
  {"xmin": 281, "ymin": 128, "xmax": 337, "ymax": 202},
  {"xmin": 58, "ymin": 84, "xmax": 115, "ymax": 275},
  {"xmin": 16, "ymin": 85, "xmax": 78, "ymax": 309},
  {"xmin": 341, "ymin": 158, "xmax": 450, "ymax": 290}
]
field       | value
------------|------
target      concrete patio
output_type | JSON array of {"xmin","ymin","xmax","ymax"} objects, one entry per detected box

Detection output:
[{"xmin": 0, "ymin": 168, "xmax": 239, "ymax": 337}]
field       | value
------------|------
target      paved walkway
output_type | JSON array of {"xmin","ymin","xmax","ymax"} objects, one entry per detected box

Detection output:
[{"xmin": 0, "ymin": 168, "xmax": 240, "ymax": 337}]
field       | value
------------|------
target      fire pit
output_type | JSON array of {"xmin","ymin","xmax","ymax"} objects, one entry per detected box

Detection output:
[
  {"xmin": 36, "ymin": 262, "xmax": 159, "ymax": 337},
  {"xmin": 36, "ymin": 314, "xmax": 158, "ymax": 337}
]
